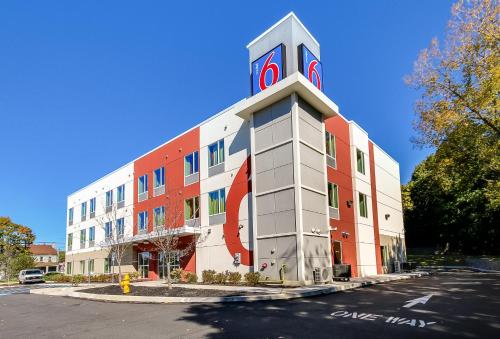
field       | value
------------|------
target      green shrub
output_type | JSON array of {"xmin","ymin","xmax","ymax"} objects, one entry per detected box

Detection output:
[
  {"xmin": 43, "ymin": 272, "xmax": 63, "ymax": 281},
  {"xmin": 244, "ymin": 272, "xmax": 261, "ymax": 286},
  {"xmin": 71, "ymin": 275, "xmax": 85, "ymax": 286},
  {"xmin": 52, "ymin": 274, "xmax": 71, "ymax": 283},
  {"xmin": 170, "ymin": 268, "xmax": 183, "ymax": 281},
  {"xmin": 227, "ymin": 271, "xmax": 242, "ymax": 284},
  {"xmin": 214, "ymin": 271, "xmax": 228, "ymax": 284},
  {"xmin": 184, "ymin": 272, "xmax": 198, "ymax": 283},
  {"xmin": 202, "ymin": 270, "xmax": 216, "ymax": 284}
]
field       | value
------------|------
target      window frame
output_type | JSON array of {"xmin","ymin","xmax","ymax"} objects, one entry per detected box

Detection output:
[
  {"xmin": 138, "ymin": 174, "xmax": 149, "ymax": 195},
  {"xmin": 325, "ymin": 131, "xmax": 336, "ymax": 160},
  {"xmin": 184, "ymin": 196, "xmax": 200, "ymax": 221},
  {"xmin": 153, "ymin": 206, "xmax": 165, "ymax": 228},
  {"xmin": 88, "ymin": 259, "xmax": 94, "ymax": 274},
  {"xmin": 153, "ymin": 167, "xmax": 165, "ymax": 188},
  {"xmin": 105, "ymin": 221, "xmax": 113, "ymax": 239},
  {"xmin": 89, "ymin": 226, "xmax": 95, "ymax": 244},
  {"xmin": 208, "ymin": 188, "xmax": 226, "ymax": 216},
  {"xmin": 184, "ymin": 151, "xmax": 199, "ymax": 176},
  {"xmin": 67, "ymin": 233, "xmax": 73, "ymax": 251},
  {"xmin": 116, "ymin": 218, "xmax": 125, "ymax": 237},
  {"xmin": 80, "ymin": 229, "xmax": 86, "ymax": 248},
  {"xmin": 81, "ymin": 202, "xmax": 87, "ymax": 219},
  {"xmin": 359, "ymin": 192, "xmax": 368, "ymax": 218},
  {"xmin": 356, "ymin": 148, "xmax": 366, "ymax": 175},
  {"xmin": 90, "ymin": 198, "xmax": 96, "ymax": 214},
  {"xmin": 208, "ymin": 139, "xmax": 225, "ymax": 168},
  {"xmin": 117, "ymin": 184, "xmax": 125, "ymax": 203},
  {"xmin": 105, "ymin": 190, "xmax": 113, "ymax": 207},
  {"xmin": 328, "ymin": 182, "xmax": 339, "ymax": 209},
  {"xmin": 68, "ymin": 208, "xmax": 74, "ymax": 224},
  {"xmin": 138, "ymin": 211, "xmax": 148, "ymax": 232}
]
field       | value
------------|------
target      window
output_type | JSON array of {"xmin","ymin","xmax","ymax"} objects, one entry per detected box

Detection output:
[
  {"xmin": 356, "ymin": 149, "xmax": 365, "ymax": 174},
  {"xmin": 80, "ymin": 260, "xmax": 85, "ymax": 275},
  {"xmin": 89, "ymin": 226, "xmax": 95, "ymax": 245},
  {"xmin": 116, "ymin": 218, "xmax": 125, "ymax": 236},
  {"xmin": 208, "ymin": 139, "xmax": 224, "ymax": 167},
  {"xmin": 66, "ymin": 262, "xmax": 72, "ymax": 275},
  {"xmin": 48, "ymin": 256, "xmax": 52, "ymax": 262},
  {"xmin": 325, "ymin": 131, "xmax": 336, "ymax": 159},
  {"xmin": 90, "ymin": 198, "xmax": 96, "ymax": 214},
  {"xmin": 80, "ymin": 229, "xmax": 86, "ymax": 248},
  {"xmin": 328, "ymin": 183, "xmax": 339, "ymax": 209},
  {"xmin": 104, "ymin": 258, "xmax": 111, "ymax": 274},
  {"xmin": 208, "ymin": 189, "xmax": 226, "ymax": 215},
  {"xmin": 39, "ymin": 256, "xmax": 43, "ymax": 262},
  {"xmin": 138, "ymin": 175, "xmax": 148, "ymax": 195},
  {"xmin": 185, "ymin": 197, "xmax": 200, "ymax": 220},
  {"xmin": 68, "ymin": 208, "xmax": 74, "ymax": 224},
  {"xmin": 138, "ymin": 211, "xmax": 148, "ymax": 231},
  {"xmin": 88, "ymin": 259, "xmax": 94, "ymax": 274},
  {"xmin": 359, "ymin": 192, "xmax": 368, "ymax": 218},
  {"xmin": 81, "ymin": 202, "xmax": 87, "ymax": 219},
  {"xmin": 117, "ymin": 185, "xmax": 125, "ymax": 203},
  {"xmin": 67, "ymin": 233, "xmax": 73, "ymax": 251},
  {"xmin": 105, "ymin": 221, "xmax": 112, "ymax": 239},
  {"xmin": 154, "ymin": 206, "xmax": 165, "ymax": 227},
  {"xmin": 154, "ymin": 167, "xmax": 165, "ymax": 188},
  {"xmin": 184, "ymin": 151, "xmax": 199, "ymax": 176},
  {"xmin": 106, "ymin": 190, "xmax": 113, "ymax": 207}
]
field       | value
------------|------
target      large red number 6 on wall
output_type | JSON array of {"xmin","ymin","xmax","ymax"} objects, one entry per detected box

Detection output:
[
  {"xmin": 259, "ymin": 51, "xmax": 279, "ymax": 91},
  {"xmin": 308, "ymin": 60, "xmax": 321, "ymax": 90}
]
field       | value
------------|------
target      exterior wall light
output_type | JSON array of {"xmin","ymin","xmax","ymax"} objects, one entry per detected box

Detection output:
[
  {"xmin": 347, "ymin": 200, "xmax": 353, "ymax": 207},
  {"xmin": 385, "ymin": 214, "xmax": 390, "ymax": 220}
]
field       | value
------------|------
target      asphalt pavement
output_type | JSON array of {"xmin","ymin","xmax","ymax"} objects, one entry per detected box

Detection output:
[{"xmin": 0, "ymin": 270, "xmax": 498, "ymax": 338}]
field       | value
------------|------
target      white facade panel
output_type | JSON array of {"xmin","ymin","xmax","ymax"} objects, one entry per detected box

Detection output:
[{"xmin": 66, "ymin": 163, "xmax": 134, "ymax": 256}]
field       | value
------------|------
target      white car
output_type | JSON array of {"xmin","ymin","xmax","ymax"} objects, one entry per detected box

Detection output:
[{"xmin": 18, "ymin": 269, "xmax": 44, "ymax": 284}]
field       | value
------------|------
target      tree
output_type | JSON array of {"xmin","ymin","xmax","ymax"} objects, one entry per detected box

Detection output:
[
  {"xmin": 9, "ymin": 253, "xmax": 35, "ymax": 278},
  {"xmin": 403, "ymin": 0, "xmax": 500, "ymax": 255},
  {"xmin": 95, "ymin": 204, "xmax": 133, "ymax": 284},
  {"xmin": 147, "ymin": 191, "xmax": 203, "ymax": 290},
  {"xmin": 0, "ymin": 217, "xmax": 35, "ymax": 281},
  {"xmin": 405, "ymin": 0, "xmax": 499, "ymax": 147},
  {"xmin": 58, "ymin": 250, "xmax": 65, "ymax": 263}
]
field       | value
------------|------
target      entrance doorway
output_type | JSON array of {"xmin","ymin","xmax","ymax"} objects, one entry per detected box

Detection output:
[
  {"xmin": 158, "ymin": 251, "xmax": 180, "ymax": 279},
  {"xmin": 138, "ymin": 252, "xmax": 150, "ymax": 279},
  {"xmin": 333, "ymin": 241, "xmax": 342, "ymax": 265}
]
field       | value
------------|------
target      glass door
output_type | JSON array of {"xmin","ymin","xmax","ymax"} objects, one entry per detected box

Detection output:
[
  {"xmin": 333, "ymin": 241, "xmax": 342, "ymax": 265},
  {"xmin": 138, "ymin": 252, "xmax": 150, "ymax": 279},
  {"xmin": 158, "ymin": 252, "xmax": 180, "ymax": 279}
]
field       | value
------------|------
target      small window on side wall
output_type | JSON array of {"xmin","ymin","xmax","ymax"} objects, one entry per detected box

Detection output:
[
  {"xmin": 356, "ymin": 149, "xmax": 365, "ymax": 175},
  {"xmin": 208, "ymin": 139, "xmax": 224, "ymax": 167},
  {"xmin": 359, "ymin": 192, "xmax": 368, "ymax": 218}
]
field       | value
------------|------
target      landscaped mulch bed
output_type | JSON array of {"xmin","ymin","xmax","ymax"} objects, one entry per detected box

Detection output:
[{"xmin": 79, "ymin": 285, "xmax": 260, "ymax": 297}]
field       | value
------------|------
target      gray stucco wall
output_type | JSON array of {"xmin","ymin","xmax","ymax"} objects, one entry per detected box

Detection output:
[
  {"xmin": 254, "ymin": 97, "xmax": 298, "ymax": 281},
  {"xmin": 298, "ymin": 97, "xmax": 332, "ymax": 282}
]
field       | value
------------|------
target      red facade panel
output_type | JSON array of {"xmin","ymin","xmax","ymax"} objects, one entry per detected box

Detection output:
[
  {"xmin": 133, "ymin": 127, "xmax": 200, "ymax": 276},
  {"xmin": 325, "ymin": 115, "xmax": 359, "ymax": 277}
]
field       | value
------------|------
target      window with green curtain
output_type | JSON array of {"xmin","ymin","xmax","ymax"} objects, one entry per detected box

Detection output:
[
  {"xmin": 185, "ymin": 197, "xmax": 200, "ymax": 219},
  {"xmin": 356, "ymin": 149, "xmax": 365, "ymax": 174},
  {"xmin": 209, "ymin": 191, "xmax": 219, "ymax": 215},
  {"xmin": 208, "ymin": 139, "xmax": 224, "ymax": 167},
  {"xmin": 328, "ymin": 183, "xmax": 339, "ymax": 208},
  {"xmin": 359, "ymin": 192, "xmax": 368, "ymax": 218},
  {"xmin": 325, "ymin": 132, "xmax": 336, "ymax": 158},
  {"xmin": 208, "ymin": 189, "xmax": 225, "ymax": 215}
]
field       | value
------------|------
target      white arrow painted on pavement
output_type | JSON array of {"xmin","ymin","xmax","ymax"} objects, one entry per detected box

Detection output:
[{"xmin": 403, "ymin": 294, "xmax": 433, "ymax": 308}]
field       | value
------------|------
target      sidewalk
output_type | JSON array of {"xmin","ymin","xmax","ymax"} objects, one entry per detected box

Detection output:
[{"xmin": 30, "ymin": 271, "xmax": 428, "ymax": 303}]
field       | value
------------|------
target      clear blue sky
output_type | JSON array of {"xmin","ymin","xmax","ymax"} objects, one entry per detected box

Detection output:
[{"xmin": 0, "ymin": 1, "xmax": 454, "ymax": 248}]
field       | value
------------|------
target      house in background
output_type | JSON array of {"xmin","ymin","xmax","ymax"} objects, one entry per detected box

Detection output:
[{"xmin": 30, "ymin": 244, "xmax": 59, "ymax": 273}]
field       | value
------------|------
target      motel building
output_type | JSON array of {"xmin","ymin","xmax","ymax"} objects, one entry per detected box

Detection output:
[{"xmin": 65, "ymin": 13, "xmax": 406, "ymax": 285}]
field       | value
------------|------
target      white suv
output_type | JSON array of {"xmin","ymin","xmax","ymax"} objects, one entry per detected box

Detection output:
[{"xmin": 18, "ymin": 269, "xmax": 44, "ymax": 284}]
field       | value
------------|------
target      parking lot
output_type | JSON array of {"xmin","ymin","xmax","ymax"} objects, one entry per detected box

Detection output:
[
  {"xmin": 0, "ymin": 283, "xmax": 71, "ymax": 297},
  {"xmin": 0, "ymin": 270, "xmax": 498, "ymax": 338}
]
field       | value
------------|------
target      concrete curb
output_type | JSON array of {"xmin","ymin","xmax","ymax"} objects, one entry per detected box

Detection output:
[
  {"xmin": 30, "ymin": 272, "xmax": 429, "ymax": 304},
  {"xmin": 417, "ymin": 265, "xmax": 500, "ymax": 273}
]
